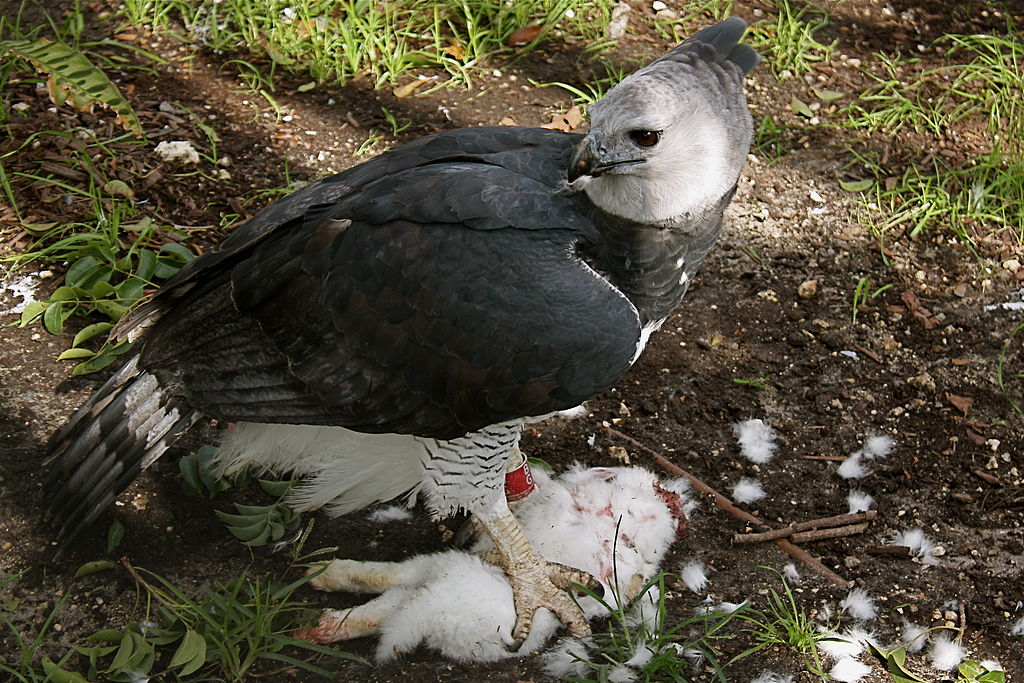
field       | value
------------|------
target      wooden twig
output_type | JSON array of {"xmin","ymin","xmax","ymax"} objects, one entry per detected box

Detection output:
[
  {"xmin": 801, "ymin": 455, "xmax": 846, "ymax": 462},
  {"xmin": 736, "ymin": 511, "xmax": 877, "ymax": 541},
  {"xmin": 864, "ymin": 545, "xmax": 911, "ymax": 556},
  {"xmin": 972, "ymin": 469, "xmax": 1002, "ymax": 486},
  {"xmin": 733, "ymin": 511, "xmax": 877, "ymax": 543},
  {"xmin": 790, "ymin": 522, "xmax": 869, "ymax": 544},
  {"xmin": 604, "ymin": 427, "xmax": 854, "ymax": 589}
]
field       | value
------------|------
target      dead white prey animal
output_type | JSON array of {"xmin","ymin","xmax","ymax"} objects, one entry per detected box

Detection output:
[{"xmin": 295, "ymin": 465, "xmax": 692, "ymax": 662}]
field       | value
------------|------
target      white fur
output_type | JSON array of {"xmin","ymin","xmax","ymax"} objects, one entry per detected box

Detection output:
[
  {"xmin": 892, "ymin": 527, "xmax": 940, "ymax": 565},
  {"xmin": 862, "ymin": 434, "xmax": 894, "ymax": 459},
  {"xmin": 837, "ymin": 453, "xmax": 869, "ymax": 479},
  {"xmin": 901, "ymin": 619, "xmax": 929, "ymax": 653},
  {"xmin": 928, "ymin": 632, "xmax": 965, "ymax": 670},
  {"xmin": 846, "ymin": 489, "xmax": 874, "ymax": 514},
  {"xmin": 731, "ymin": 477, "xmax": 766, "ymax": 504},
  {"xmin": 679, "ymin": 560, "xmax": 708, "ymax": 593},
  {"xmin": 302, "ymin": 465, "xmax": 689, "ymax": 662},
  {"xmin": 542, "ymin": 637, "xmax": 593, "ymax": 678},
  {"xmin": 366, "ymin": 504, "xmax": 413, "ymax": 523},
  {"xmin": 840, "ymin": 588, "xmax": 877, "ymax": 621},
  {"xmin": 752, "ymin": 672, "xmax": 794, "ymax": 683},
  {"xmin": 829, "ymin": 657, "xmax": 872, "ymax": 683},
  {"xmin": 819, "ymin": 630, "xmax": 865, "ymax": 660},
  {"xmin": 733, "ymin": 419, "xmax": 777, "ymax": 464}
]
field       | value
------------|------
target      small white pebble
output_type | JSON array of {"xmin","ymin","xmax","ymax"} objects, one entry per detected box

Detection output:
[{"xmin": 652, "ymin": 0, "xmax": 668, "ymax": 10}]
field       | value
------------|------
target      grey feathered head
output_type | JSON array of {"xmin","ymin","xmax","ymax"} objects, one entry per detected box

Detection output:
[{"xmin": 569, "ymin": 18, "xmax": 759, "ymax": 224}]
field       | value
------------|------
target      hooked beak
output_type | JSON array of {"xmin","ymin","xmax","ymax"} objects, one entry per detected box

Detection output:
[{"xmin": 568, "ymin": 133, "xmax": 644, "ymax": 183}]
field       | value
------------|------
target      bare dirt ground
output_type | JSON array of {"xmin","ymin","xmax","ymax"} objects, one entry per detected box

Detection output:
[{"xmin": 2, "ymin": 1, "xmax": 1023, "ymax": 681}]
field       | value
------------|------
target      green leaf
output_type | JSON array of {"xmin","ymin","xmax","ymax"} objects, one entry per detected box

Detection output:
[
  {"xmin": 57, "ymin": 347, "xmax": 96, "ymax": 361},
  {"xmin": 90, "ymin": 280, "xmax": 116, "ymax": 298},
  {"xmin": 259, "ymin": 478, "xmax": 297, "ymax": 497},
  {"xmin": 43, "ymin": 300, "xmax": 72, "ymax": 334},
  {"xmin": 107, "ymin": 518, "xmax": 125, "ymax": 553},
  {"xmin": 103, "ymin": 178, "xmax": 134, "ymax": 198},
  {"xmin": 19, "ymin": 300, "xmax": 49, "ymax": 326},
  {"xmin": 65, "ymin": 255, "xmax": 107, "ymax": 288},
  {"xmin": 790, "ymin": 96, "xmax": 814, "ymax": 118},
  {"xmin": 89, "ymin": 628, "xmax": 126, "ymax": 643},
  {"xmin": 116, "ymin": 277, "xmax": 145, "ymax": 303},
  {"xmin": 74, "ymin": 559, "xmax": 116, "ymax": 579},
  {"xmin": 840, "ymin": 179, "xmax": 875, "ymax": 192},
  {"xmin": 159, "ymin": 242, "xmax": 195, "ymax": 262},
  {"xmin": 49, "ymin": 285, "xmax": 80, "ymax": 302},
  {"xmin": 94, "ymin": 299, "xmax": 128, "ymax": 321},
  {"xmin": 169, "ymin": 628, "xmax": 207, "ymax": 675},
  {"xmin": 136, "ymin": 248, "xmax": 157, "ymax": 281},
  {"xmin": 41, "ymin": 658, "xmax": 90, "ymax": 683},
  {"xmin": 72, "ymin": 321, "xmax": 113, "ymax": 347},
  {"xmin": 813, "ymin": 87, "xmax": 845, "ymax": 102},
  {"xmin": 866, "ymin": 642, "xmax": 928, "ymax": 683},
  {"xmin": 0, "ymin": 39, "xmax": 143, "ymax": 135}
]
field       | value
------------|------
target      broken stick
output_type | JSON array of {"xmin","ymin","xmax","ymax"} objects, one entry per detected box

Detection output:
[
  {"xmin": 733, "ymin": 510, "xmax": 878, "ymax": 543},
  {"xmin": 604, "ymin": 427, "xmax": 854, "ymax": 589}
]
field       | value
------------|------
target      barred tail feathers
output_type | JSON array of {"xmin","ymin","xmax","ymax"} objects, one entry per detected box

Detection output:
[{"xmin": 45, "ymin": 356, "xmax": 199, "ymax": 551}]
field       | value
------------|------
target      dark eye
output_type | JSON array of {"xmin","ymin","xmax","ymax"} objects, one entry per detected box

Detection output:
[{"xmin": 629, "ymin": 130, "xmax": 660, "ymax": 147}]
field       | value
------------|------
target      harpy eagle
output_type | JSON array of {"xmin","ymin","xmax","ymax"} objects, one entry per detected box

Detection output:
[{"xmin": 44, "ymin": 18, "xmax": 758, "ymax": 639}]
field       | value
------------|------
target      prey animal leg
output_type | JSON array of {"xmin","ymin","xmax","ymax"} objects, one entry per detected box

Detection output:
[
  {"xmin": 307, "ymin": 558, "xmax": 422, "ymax": 594},
  {"xmin": 293, "ymin": 590, "xmax": 408, "ymax": 644}
]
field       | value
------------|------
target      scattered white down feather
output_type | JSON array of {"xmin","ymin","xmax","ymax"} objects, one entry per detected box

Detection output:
[
  {"xmin": 366, "ymin": 504, "xmax": 413, "ymax": 523},
  {"xmin": 608, "ymin": 664, "xmax": 637, "ymax": 683},
  {"xmin": 840, "ymin": 588, "xmax": 877, "ymax": 621},
  {"xmin": 1011, "ymin": 615, "xmax": 1024, "ymax": 636},
  {"xmin": 782, "ymin": 563, "xmax": 801, "ymax": 584},
  {"xmin": 830, "ymin": 657, "xmax": 872, "ymax": 683},
  {"xmin": 680, "ymin": 560, "xmax": 709, "ymax": 593},
  {"xmin": 846, "ymin": 489, "xmax": 874, "ymax": 514},
  {"xmin": 733, "ymin": 419, "xmax": 777, "ymax": 464},
  {"xmin": 892, "ymin": 527, "xmax": 940, "ymax": 565},
  {"xmin": 542, "ymin": 637, "xmax": 594, "ymax": 678},
  {"xmin": 751, "ymin": 671, "xmax": 794, "ymax": 683},
  {"xmin": 862, "ymin": 434, "xmax": 894, "ymax": 459},
  {"xmin": 732, "ymin": 477, "xmax": 766, "ymax": 504},
  {"xmin": 819, "ymin": 627, "xmax": 876, "ymax": 660},
  {"xmin": 928, "ymin": 632, "xmax": 965, "ymax": 670},
  {"xmin": 301, "ymin": 465, "xmax": 690, "ymax": 662},
  {"xmin": 837, "ymin": 453, "xmax": 869, "ymax": 479},
  {"xmin": 900, "ymin": 619, "xmax": 930, "ymax": 653}
]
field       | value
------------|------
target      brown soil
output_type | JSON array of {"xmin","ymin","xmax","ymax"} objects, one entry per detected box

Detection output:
[{"xmin": 2, "ymin": 1, "xmax": 1023, "ymax": 681}]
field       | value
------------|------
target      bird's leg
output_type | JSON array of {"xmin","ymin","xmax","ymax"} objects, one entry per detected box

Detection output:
[{"xmin": 475, "ymin": 496, "xmax": 595, "ymax": 641}]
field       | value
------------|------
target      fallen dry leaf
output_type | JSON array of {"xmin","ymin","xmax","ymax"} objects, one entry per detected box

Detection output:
[
  {"xmin": 540, "ymin": 105, "xmax": 583, "ymax": 132},
  {"xmin": 507, "ymin": 25, "xmax": 544, "ymax": 47},
  {"xmin": 901, "ymin": 289, "xmax": 939, "ymax": 329},
  {"xmin": 393, "ymin": 79, "xmax": 428, "ymax": 99},
  {"xmin": 945, "ymin": 393, "xmax": 974, "ymax": 416}
]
